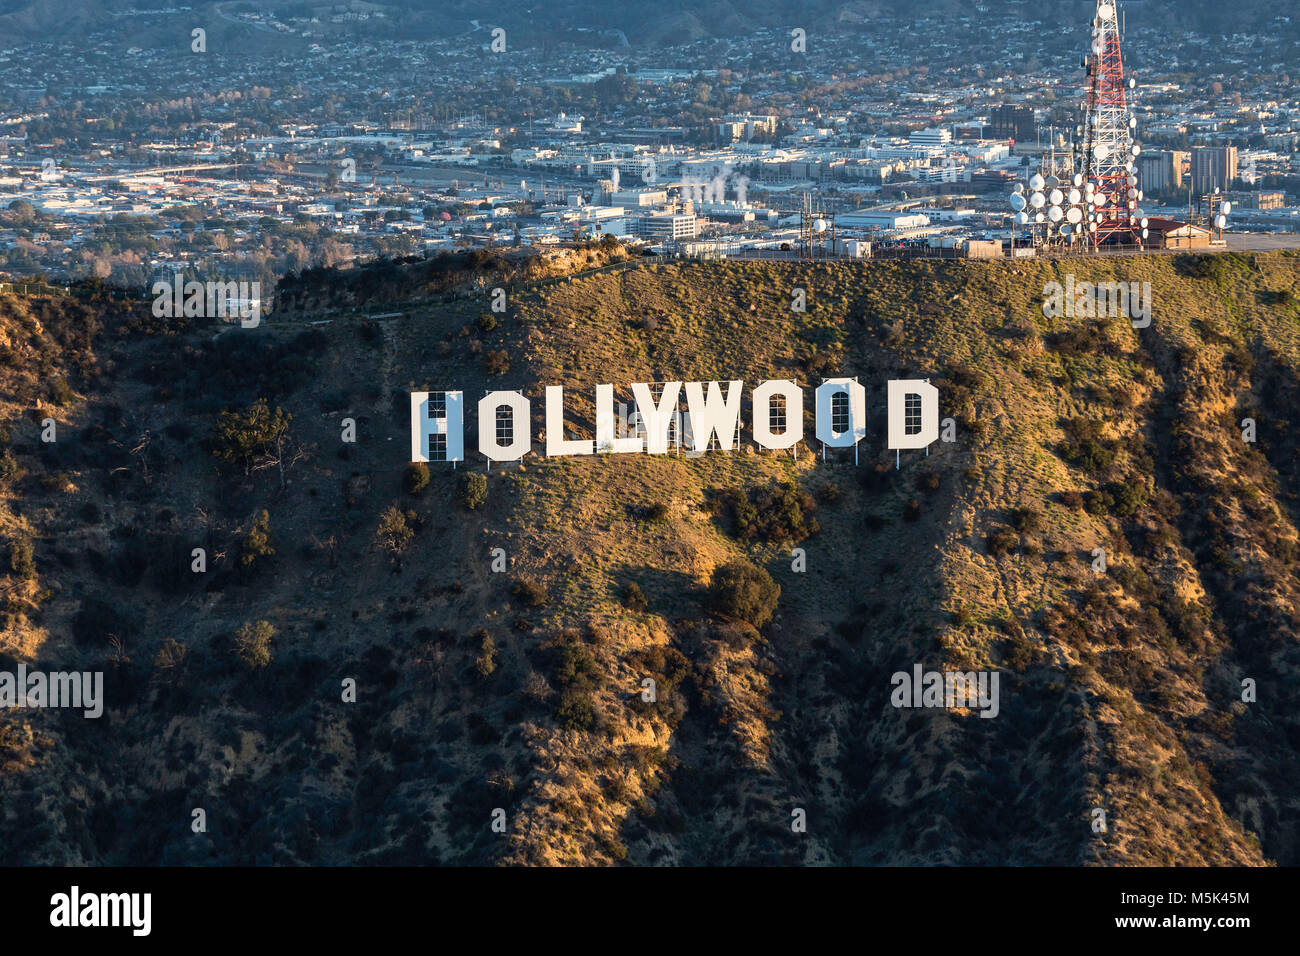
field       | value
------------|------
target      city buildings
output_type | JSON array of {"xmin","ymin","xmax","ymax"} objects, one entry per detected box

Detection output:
[{"xmin": 1191, "ymin": 146, "xmax": 1239, "ymax": 193}]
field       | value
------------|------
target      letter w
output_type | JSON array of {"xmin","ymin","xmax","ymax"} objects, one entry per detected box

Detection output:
[{"xmin": 683, "ymin": 381, "xmax": 743, "ymax": 452}]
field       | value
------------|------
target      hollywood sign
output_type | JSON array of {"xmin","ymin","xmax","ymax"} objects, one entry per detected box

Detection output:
[{"xmin": 410, "ymin": 378, "xmax": 940, "ymax": 463}]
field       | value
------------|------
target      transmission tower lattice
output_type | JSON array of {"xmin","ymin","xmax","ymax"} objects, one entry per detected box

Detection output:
[{"xmin": 1078, "ymin": 0, "xmax": 1144, "ymax": 247}]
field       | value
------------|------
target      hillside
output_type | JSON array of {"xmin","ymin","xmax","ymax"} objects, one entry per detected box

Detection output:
[{"xmin": 1, "ymin": 250, "xmax": 1299, "ymax": 865}]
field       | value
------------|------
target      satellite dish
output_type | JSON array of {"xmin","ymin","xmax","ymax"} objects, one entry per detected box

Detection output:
[
  {"xmin": 1094, "ymin": 143, "xmax": 1111, "ymax": 161},
  {"xmin": 1129, "ymin": 117, "xmax": 1137, "ymax": 129},
  {"xmin": 1128, "ymin": 188, "xmax": 1138, "ymax": 200},
  {"xmin": 1129, "ymin": 78, "xmax": 1136, "ymax": 89},
  {"xmin": 1012, "ymin": 183, "xmax": 1025, "ymax": 194},
  {"xmin": 1136, "ymin": 190, "xmax": 1143, "ymax": 201},
  {"xmin": 1035, "ymin": 212, "xmax": 1046, "ymax": 223},
  {"xmin": 1010, "ymin": 193, "xmax": 1027, "ymax": 211},
  {"xmin": 1092, "ymin": 43, "xmax": 1102, "ymax": 55},
  {"xmin": 1094, "ymin": 192, "xmax": 1108, "ymax": 206},
  {"xmin": 1131, "ymin": 145, "xmax": 1141, "ymax": 157},
  {"xmin": 1140, "ymin": 218, "xmax": 1149, "ymax": 228},
  {"xmin": 1099, "ymin": 3, "xmax": 1115, "ymax": 19},
  {"xmin": 1029, "ymin": 173, "xmax": 1045, "ymax": 190},
  {"xmin": 1068, "ymin": 188, "xmax": 1081, "ymax": 204},
  {"xmin": 1141, "ymin": 229, "xmax": 1149, "ymax": 239},
  {"xmin": 1127, "ymin": 173, "xmax": 1138, "ymax": 186},
  {"xmin": 1045, "ymin": 175, "xmax": 1061, "ymax": 189},
  {"xmin": 1216, "ymin": 215, "xmax": 1227, "ymax": 228},
  {"xmin": 1030, "ymin": 191, "xmax": 1046, "ymax": 209},
  {"xmin": 1072, "ymin": 174, "xmax": 1083, "ymax": 187},
  {"xmin": 1015, "ymin": 211, "xmax": 1030, "ymax": 225},
  {"xmin": 1067, "ymin": 206, "xmax": 1083, "ymax": 224},
  {"xmin": 1089, "ymin": 222, "xmax": 1097, "ymax": 232},
  {"xmin": 814, "ymin": 219, "xmax": 827, "ymax": 233},
  {"xmin": 1049, "ymin": 188, "xmax": 1064, "ymax": 205},
  {"xmin": 1214, "ymin": 186, "xmax": 1221, "ymax": 194},
  {"xmin": 1048, "ymin": 205, "xmax": 1063, "ymax": 222},
  {"xmin": 1061, "ymin": 223, "xmax": 1072, "ymax": 236},
  {"xmin": 1222, "ymin": 201, "xmax": 1232, "ymax": 214}
]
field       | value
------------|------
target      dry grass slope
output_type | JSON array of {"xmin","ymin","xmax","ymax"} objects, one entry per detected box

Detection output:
[{"xmin": 0, "ymin": 250, "xmax": 1297, "ymax": 865}]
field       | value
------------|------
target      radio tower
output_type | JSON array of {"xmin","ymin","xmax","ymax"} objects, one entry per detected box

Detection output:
[{"xmin": 1078, "ymin": 0, "xmax": 1144, "ymax": 247}]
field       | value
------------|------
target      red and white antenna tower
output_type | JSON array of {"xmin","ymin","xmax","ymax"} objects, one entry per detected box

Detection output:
[{"xmin": 1079, "ymin": 0, "xmax": 1145, "ymax": 247}]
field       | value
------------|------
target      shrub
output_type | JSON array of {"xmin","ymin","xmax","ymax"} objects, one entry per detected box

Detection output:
[
  {"xmin": 476, "ymin": 312, "xmax": 498, "ymax": 333},
  {"xmin": 816, "ymin": 482, "xmax": 843, "ymax": 503},
  {"xmin": 403, "ymin": 461, "xmax": 430, "ymax": 495},
  {"xmin": 1084, "ymin": 481, "xmax": 1149, "ymax": 519},
  {"xmin": 1009, "ymin": 506, "xmax": 1042, "ymax": 534},
  {"xmin": 622, "ymin": 582, "xmax": 648, "ymax": 611},
  {"xmin": 474, "ymin": 633, "xmax": 497, "ymax": 679},
  {"xmin": 914, "ymin": 471, "xmax": 941, "ymax": 494},
  {"xmin": 48, "ymin": 378, "xmax": 74, "ymax": 407},
  {"xmin": 235, "ymin": 620, "xmax": 274, "ymax": 669},
  {"xmin": 986, "ymin": 527, "xmax": 1020, "ymax": 557},
  {"xmin": 554, "ymin": 641, "xmax": 600, "ymax": 690},
  {"xmin": 645, "ymin": 502, "xmax": 669, "ymax": 522},
  {"xmin": 458, "ymin": 472, "xmax": 488, "ymax": 510},
  {"xmin": 8, "ymin": 534, "xmax": 34, "ymax": 579},
  {"xmin": 1059, "ymin": 417, "xmax": 1118, "ymax": 473},
  {"xmin": 240, "ymin": 510, "xmax": 274, "ymax": 568},
  {"xmin": 484, "ymin": 349, "xmax": 510, "ymax": 375},
  {"xmin": 511, "ymin": 576, "xmax": 548, "ymax": 607},
  {"xmin": 375, "ymin": 506, "xmax": 415, "ymax": 555},
  {"xmin": 523, "ymin": 670, "xmax": 553, "ymax": 703},
  {"xmin": 153, "ymin": 637, "xmax": 189, "ymax": 679},
  {"xmin": 555, "ymin": 689, "xmax": 596, "ymax": 731},
  {"xmin": 0, "ymin": 450, "xmax": 23, "ymax": 487},
  {"xmin": 719, "ymin": 481, "xmax": 818, "ymax": 545},
  {"xmin": 708, "ymin": 558, "xmax": 780, "ymax": 628},
  {"xmin": 211, "ymin": 399, "xmax": 291, "ymax": 476},
  {"xmin": 1003, "ymin": 634, "xmax": 1040, "ymax": 670}
]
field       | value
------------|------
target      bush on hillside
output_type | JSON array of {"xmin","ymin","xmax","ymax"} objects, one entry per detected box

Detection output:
[
  {"xmin": 511, "ymin": 577, "xmax": 548, "ymax": 607},
  {"xmin": 716, "ymin": 481, "xmax": 818, "ymax": 545},
  {"xmin": 240, "ymin": 510, "xmax": 274, "ymax": 568},
  {"xmin": 458, "ymin": 472, "xmax": 487, "ymax": 510},
  {"xmin": 211, "ymin": 399, "xmax": 291, "ymax": 476},
  {"xmin": 403, "ymin": 462, "xmax": 430, "ymax": 495},
  {"xmin": 235, "ymin": 620, "xmax": 274, "ymax": 669},
  {"xmin": 708, "ymin": 558, "xmax": 780, "ymax": 628},
  {"xmin": 622, "ymin": 581, "xmax": 648, "ymax": 611}
]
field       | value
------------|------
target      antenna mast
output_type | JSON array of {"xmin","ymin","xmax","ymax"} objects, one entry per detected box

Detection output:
[{"xmin": 1080, "ymin": 0, "xmax": 1144, "ymax": 247}]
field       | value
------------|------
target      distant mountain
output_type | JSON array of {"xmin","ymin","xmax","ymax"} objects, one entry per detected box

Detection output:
[{"xmin": 0, "ymin": 0, "xmax": 1292, "ymax": 47}]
